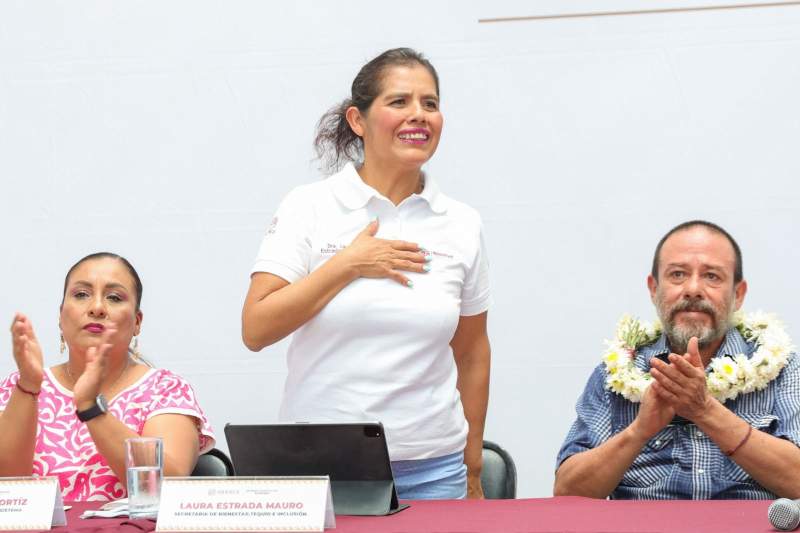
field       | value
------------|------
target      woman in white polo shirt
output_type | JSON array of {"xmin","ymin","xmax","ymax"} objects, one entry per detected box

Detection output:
[{"xmin": 242, "ymin": 48, "xmax": 491, "ymax": 500}]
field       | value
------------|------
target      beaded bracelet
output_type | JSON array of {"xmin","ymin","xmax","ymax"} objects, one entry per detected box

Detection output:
[
  {"xmin": 16, "ymin": 381, "xmax": 40, "ymax": 398},
  {"xmin": 725, "ymin": 425, "xmax": 753, "ymax": 457}
]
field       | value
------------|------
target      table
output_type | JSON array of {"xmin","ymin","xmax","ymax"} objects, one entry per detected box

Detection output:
[{"xmin": 52, "ymin": 497, "xmax": 776, "ymax": 532}]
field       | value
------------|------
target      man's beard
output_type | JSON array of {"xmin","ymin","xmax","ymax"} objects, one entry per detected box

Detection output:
[{"xmin": 656, "ymin": 293, "xmax": 733, "ymax": 354}]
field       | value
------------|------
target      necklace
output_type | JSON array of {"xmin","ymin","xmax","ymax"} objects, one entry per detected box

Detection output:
[
  {"xmin": 64, "ymin": 355, "xmax": 132, "ymax": 397},
  {"xmin": 602, "ymin": 311, "xmax": 794, "ymax": 403}
]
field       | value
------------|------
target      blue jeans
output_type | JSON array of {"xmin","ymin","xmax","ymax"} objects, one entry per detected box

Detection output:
[{"xmin": 390, "ymin": 451, "xmax": 467, "ymax": 500}]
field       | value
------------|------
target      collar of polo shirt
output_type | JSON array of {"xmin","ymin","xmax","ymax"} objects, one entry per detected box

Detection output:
[{"xmin": 332, "ymin": 163, "xmax": 448, "ymax": 214}]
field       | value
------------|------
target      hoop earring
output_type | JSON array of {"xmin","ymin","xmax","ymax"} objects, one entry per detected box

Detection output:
[
  {"xmin": 60, "ymin": 334, "xmax": 65, "ymax": 355},
  {"xmin": 131, "ymin": 336, "xmax": 140, "ymax": 360}
]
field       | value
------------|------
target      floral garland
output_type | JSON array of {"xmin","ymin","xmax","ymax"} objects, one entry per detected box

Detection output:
[{"xmin": 602, "ymin": 311, "xmax": 794, "ymax": 403}]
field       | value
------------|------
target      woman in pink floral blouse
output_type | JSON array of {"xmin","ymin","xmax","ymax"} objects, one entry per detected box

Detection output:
[{"xmin": 0, "ymin": 252, "xmax": 215, "ymax": 501}]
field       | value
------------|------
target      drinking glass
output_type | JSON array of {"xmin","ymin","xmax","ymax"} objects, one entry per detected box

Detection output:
[{"xmin": 125, "ymin": 437, "xmax": 163, "ymax": 519}]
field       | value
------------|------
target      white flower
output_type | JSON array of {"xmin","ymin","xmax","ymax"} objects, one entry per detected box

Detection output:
[
  {"xmin": 649, "ymin": 319, "xmax": 663, "ymax": 337},
  {"xmin": 602, "ymin": 311, "xmax": 792, "ymax": 403},
  {"xmin": 707, "ymin": 373, "xmax": 729, "ymax": 395}
]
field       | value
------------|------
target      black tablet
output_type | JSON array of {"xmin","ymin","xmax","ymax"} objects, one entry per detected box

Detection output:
[{"xmin": 224, "ymin": 422, "xmax": 408, "ymax": 516}]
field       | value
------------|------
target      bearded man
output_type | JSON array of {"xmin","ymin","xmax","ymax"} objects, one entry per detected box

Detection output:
[{"xmin": 554, "ymin": 220, "xmax": 800, "ymax": 499}]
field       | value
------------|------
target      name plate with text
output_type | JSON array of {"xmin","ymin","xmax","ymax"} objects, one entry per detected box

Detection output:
[
  {"xmin": 156, "ymin": 476, "xmax": 335, "ymax": 532},
  {"xmin": 0, "ymin": 477, "xmax": 66, "ymax": 530}
]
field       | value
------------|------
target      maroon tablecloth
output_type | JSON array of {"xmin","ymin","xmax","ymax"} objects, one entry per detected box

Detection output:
[{"xmin": 52, "ymin": 497, "xmax": 775, "ymax": 532}]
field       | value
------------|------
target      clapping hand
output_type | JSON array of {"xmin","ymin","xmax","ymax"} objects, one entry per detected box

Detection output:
[
  {"xmin": 650, "ymin": 337, "xmax": 712, "ymax": 421},
  {"xmin": 10, "ymin": 313, "xmax": 44, "ymax": 393},
  {"xmin": 632, "ymin": 378, "xmax": 676, "ymax": 441},
  {"xmin": 338, "ymin": 220, "xmax": 430, "ymax": 287},
  {"xmin": 73, "ymin": 326, "xmax": 116, "ymax": 410}
]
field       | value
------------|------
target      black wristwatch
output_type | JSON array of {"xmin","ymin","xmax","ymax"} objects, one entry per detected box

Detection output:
[{"xmin": 76, "ymin": 394, "xmax": 108, "ymax": 422}]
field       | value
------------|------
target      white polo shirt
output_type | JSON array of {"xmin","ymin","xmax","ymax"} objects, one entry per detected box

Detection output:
[{"xmin": 252, "ymin": 163, "xmax": 490, "ymax": 461}]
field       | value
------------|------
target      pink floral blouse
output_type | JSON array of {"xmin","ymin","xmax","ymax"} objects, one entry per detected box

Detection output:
[{"xmin": 0, "ymin": 367, "xmax": 215, "ymax": 501}]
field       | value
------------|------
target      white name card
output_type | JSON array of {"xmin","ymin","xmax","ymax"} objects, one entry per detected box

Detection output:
[
  {"xmin": 156, "ymin": 476, "xmax": 335, "ymax": 532},
  {"xmin": 0, "ymin": 477, "xmax": 66, "ymax": 530}
]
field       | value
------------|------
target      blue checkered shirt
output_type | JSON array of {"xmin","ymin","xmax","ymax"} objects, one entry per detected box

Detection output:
[{"xmin": 557, "ymin": 328, "xmax": 800, "ymax": 499}]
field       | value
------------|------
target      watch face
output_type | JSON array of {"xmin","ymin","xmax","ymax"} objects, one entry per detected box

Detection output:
[
  {"xmin": 77, "ymin": 394, "xmax": 109, "ymax": 422},
  {"xmin": 96, "ymin": 394, "xmax": 109, "ymax": 412}
]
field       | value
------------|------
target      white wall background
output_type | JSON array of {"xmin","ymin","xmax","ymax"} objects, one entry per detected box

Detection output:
[{"xmin": 1, "ymin": 1, "xmax": 799, "ymax": 497}]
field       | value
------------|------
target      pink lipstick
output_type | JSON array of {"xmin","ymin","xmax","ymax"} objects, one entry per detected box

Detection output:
[{"xmin": 84, "ymin": 323, "xmax": 105, "ymax": 334}]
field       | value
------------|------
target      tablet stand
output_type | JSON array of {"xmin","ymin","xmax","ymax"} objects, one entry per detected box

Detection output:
[{"xmin": 332, "ymin": 480, "xmax": 409, "ymax": 515}]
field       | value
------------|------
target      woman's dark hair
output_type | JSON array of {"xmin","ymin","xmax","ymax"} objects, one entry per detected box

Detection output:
[
  {"xmin": 61, "ymin": 252, "xmax": 143, "ymax": 310},
  {"xmin": 314, "ymin": 47, "xmax": 440, "ymax": 174}
]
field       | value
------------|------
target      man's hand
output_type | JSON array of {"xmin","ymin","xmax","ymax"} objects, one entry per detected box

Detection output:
[
  {"xmin": 649, "ymin": 337, "xmax": 714, "ymax": 421},
  {"xmin": 630, "ymin": 380, "xmax": 675, "ymax": 442}
]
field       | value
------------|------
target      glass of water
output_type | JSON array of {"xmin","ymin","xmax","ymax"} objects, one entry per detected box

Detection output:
[{"xmin": 125, "ymin": 437, "xmax": 163, "ymax": 519}]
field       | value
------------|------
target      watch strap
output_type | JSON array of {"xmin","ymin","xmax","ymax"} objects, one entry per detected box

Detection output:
[{"xmin": 76, "ymin": 395, "xmax": 108, "ymax": 422}]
